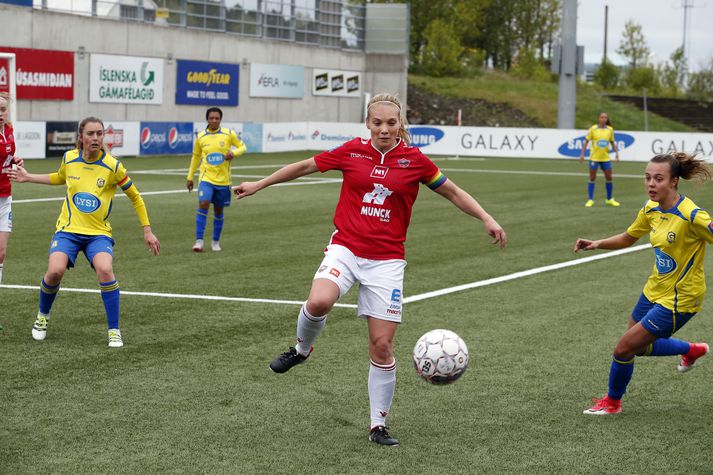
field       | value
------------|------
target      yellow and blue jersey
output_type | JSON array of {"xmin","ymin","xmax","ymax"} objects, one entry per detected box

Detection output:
[
  {"xmin": 626, "ymin": 196, "xmax": 713, "ymax": 313},
  {"xmin": 50, "ymin": 148, "xmax": 150, "ymax": 237},
  {"xmin": 187, "ymin": 127, "xmax": 246, "ymax": 186},
  {"xmin": 585, "ymin": 125, "xmax": 615, "ymax": 162}
]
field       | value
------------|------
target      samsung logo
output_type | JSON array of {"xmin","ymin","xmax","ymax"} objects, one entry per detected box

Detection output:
[
  {"xmin": 409, "ymin": 127, "xmax": 445, "ymax": 148},
  {"xmin": 558, "ymin": 133, "xmax": 635, "ymax": 158}
]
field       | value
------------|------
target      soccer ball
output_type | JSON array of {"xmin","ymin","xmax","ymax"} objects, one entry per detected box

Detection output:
[{"xmin": 412, "ymin": 329, "xmax": 469, "ymax": 385}]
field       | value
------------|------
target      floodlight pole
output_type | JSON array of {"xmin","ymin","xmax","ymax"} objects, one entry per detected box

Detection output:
[{"xmin": 557, "ymin": 0, "xmax": 577, "ymax": 129}]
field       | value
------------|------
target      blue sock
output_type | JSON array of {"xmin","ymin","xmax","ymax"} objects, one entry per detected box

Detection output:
[
  {"xmin": 39, "ymin": 278, "xmax": 60, "ymax": 315},
  {"xmin": 587, "ymin": 182, "xmax": 595, "ymax": 200},
  {"xmin": 606, "ymin": 181, "xmax": 613, "ymax": 200},
  {"xmin": 100, "ymin": 280, "xmax": 120, "ymax": 329},
  {"xmin": 607, "ymin": 356, "xmax": 634, "ymax": 400},
  {"xmin": 196, "ymin": 208, "xmax": 208, "ymax": 240},
  {"xmin": 640, "ymin": 338, "xmax": 691, "ymax": 356},
  {"xmin": 213, "ymin": 213, "xmax": 224, "ymax": 242}
]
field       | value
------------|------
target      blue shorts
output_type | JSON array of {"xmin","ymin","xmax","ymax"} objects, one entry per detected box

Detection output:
[
  {"xmin": 589, "ymin": 160, "xmax": 612, "ymax": 171},
  {"xmin": 49, "ymin": 231, "xmax": 115, "ymax": 269},
  {"xmin": 198, "ymin": 181, "xmax": 231, "ymax": 208},
  {"xmin": 631, "ymin": 293, "xmax": 696, "ymax": 338}
]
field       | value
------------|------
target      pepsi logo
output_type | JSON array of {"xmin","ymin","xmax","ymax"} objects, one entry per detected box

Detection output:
[
  {"xmin": 168, "ymin": 127, "xmax": 178, "ymax": 149},
  {"xmin": 140, "ymin": 127, "xmax": 151, "ymax": 149}
]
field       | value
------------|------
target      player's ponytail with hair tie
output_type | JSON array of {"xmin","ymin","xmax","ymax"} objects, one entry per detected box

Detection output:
[
  {"xmin": 367, "ymin": 93, "xmax": 411, "ymax": 146},
  {"xmin": 650, "ymin": 152, "xmax": 711, "ymax": 185}
]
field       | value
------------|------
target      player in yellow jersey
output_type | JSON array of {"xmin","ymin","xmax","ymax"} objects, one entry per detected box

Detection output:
[
  {"xmin": 187, "ymin": 107, "xmax": 246, "ymax": 252},
  {"xmin": 10, "ymin": 117, "xmax": 161, "ymax": 348},
  {"xmin": 574, "ymin": 152, "xmax": 711, "ymax": 415},
  {"xmin": 578, "ymin": 112, "xmax": 621, "ymax": 207}
]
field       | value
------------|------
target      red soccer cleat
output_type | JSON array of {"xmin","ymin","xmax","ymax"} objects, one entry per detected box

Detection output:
[
  {"xmin": 583, "ymin": 395, "xmax": 622, "ymax": 415},
  {"xmin": 677, "ymin": 343, "xmax": 709, "ymax": 373}
]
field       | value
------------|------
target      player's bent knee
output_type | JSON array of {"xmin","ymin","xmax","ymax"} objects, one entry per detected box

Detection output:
[
  {"xmin": 369, "ymin": 339, "xmax": 394, "ymax": 362},
  {"xmin": 305, "ymin": 299, "xmax": 333, "ymax": 317}
]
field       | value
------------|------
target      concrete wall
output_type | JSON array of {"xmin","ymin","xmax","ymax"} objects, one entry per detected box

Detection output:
[{"xmin": 0, "ymin": 4, "xmax": 407, "ymax": 124}]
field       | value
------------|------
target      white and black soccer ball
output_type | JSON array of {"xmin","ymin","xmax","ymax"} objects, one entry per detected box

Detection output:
[{"xmin": 412, "ymin": 329, "xmax": 469, "ymax": 385}]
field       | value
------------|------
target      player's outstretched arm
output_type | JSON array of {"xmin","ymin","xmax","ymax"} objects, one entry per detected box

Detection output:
[
  {"xmin": 433, "ymin": 179, "xmax": 507, "ymax": 249},
  {"xmin": 8, "ymin": 165, "xmax": 54, "ymax": 185},
  {"xmin": 233, "ymin": 157, "xmax": 319, "ymax": 199},
  {"xmin": 574, "ymin": 232, "xmax": 637, "ymax": 253},
  {"xmin": 143, "ymin": 225, "xmax": 160, "ymax": 256}
]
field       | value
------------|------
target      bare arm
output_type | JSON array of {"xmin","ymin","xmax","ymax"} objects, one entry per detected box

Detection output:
[
  {"xmin": 434, "ymin": 179, "xmax": 507, "ymax": 249},
  {"xmin": 8, "ymin": 165, "xmax": 54, "ymax": 185},
  {"xmin": 574, "ymin": 232, "xmax": 638, "ymax": 253},
  {"xmin": 579, "ymin": 139, "xmax": 589, "ymax": 162},
  {"xmin": 233, "ymin": 157, "xmax": 319, "ymax": 199},
  {"xmin": 610, "ymin": 139, "xmax": 620, "ymax": 161}
]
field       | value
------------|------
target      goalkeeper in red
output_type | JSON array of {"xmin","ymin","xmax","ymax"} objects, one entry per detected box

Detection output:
[{"xmin": 233, "ymin": 93, "xmax": 507, "ymax": 446}]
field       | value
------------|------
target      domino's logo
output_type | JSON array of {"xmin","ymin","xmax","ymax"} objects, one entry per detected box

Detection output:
[
  {"xmin": 206, "ymin": 152, "xmax": 224, "ymax": 165},
  {"xmin": 558, "ymin": 133, "xmax": 635, "ymax": 158},
  {"xmin": 73, "ymin": 192, "xmax": 101, "ymax": 213},
  {"xmin": 409, "ymin": 127, "xmax": 445, "ymax": 148},
  {"xmin": 311, "ymin": 130, "xmax": 320, "ymax": 139}
]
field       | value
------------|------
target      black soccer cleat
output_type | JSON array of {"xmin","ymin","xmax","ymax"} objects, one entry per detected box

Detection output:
[
  {"xmin": 368, "ymin": 426, "xmax": 399, "ymax": 447},
  {"xmin": 269, "ymin": 346, "xmax": 312, "ymax": 373}
]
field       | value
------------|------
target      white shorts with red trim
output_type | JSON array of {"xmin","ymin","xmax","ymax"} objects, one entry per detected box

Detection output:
[
  {"xmin": 0, "ymin": 196, "xmax": 11, "ymax": 232},
  {"xmin": 314, "ymin": 244, "xmax": 406, "ymax": 323}
]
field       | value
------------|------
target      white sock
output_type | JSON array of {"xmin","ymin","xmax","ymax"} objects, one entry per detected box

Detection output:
[
  {"xmin": 369, "ymin": 358, "xmax": 396, "ymax": 429},
  {"xmin": 295, "ymin": 304, "xmax": 326, "ymax": 356},
  {"xmin": 0, "ymin": 263, "xmax": 3, "ymax": 284}
]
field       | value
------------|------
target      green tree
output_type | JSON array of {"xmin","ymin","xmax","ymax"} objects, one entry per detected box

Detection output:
[
  {"xmin": 687, "ymin": 58, "xmax": 713, "ymax": 101},
  {"xmin": 625, "ymin": 66, "xmax": 659, "ymax": 93},
  {"xmin": 616, "ymin": 20, "xmax": 650, "ymax": 69},
  {"xmin": 421, "ymin": 18, "xmax": 464, "ymax": 76},
  {"xmin": 658, "ymin": 47, "xmax": 687, "ymax": 97},
  {"xmin": 594, "ymin": 59, "xmax": 620, "ymax": 90}
]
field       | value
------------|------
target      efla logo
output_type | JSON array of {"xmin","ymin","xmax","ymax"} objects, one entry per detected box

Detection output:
[
  {"xmin": 409, "ymin": 127, "xmax": 445, "ymax": 148},
  {"xmin": 558, "ymin": 133, "xmax": 635, "ymax": 158}
]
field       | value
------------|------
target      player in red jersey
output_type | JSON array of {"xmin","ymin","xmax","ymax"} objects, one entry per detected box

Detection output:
[
  {"xmin": 233, "ymin": 93, "xmax": 507, "ymax": 446},
  {"xmin": 0, "ymin": 93, "xmax": 24, "ymax": 285}
]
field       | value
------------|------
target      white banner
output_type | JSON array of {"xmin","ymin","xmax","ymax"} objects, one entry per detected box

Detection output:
[
  {"xmin": 307, "ymin": 121, "xmax": 368, "ymax": 151},
  {"xmin": 90, "ymin": 54, "xmax": 163, "ymax": 104},
  {"xmin": 13, "ymin": 121, "xmax": 46, "ymax": 159},
  {"xmin": 250, "ymin": 63, "xmax": 304, "ymax": 98},
  {"xmin": 312, "ymin": 69, "xmax": 361, "ymax": 97},
  {"xmin": 407, "ymin": 125, "xmax": 713, "ymax": 161},
  {"xmin": 261, "ymin": 122, "xmax": 308, "ymax": 153},
  {"xmin": 103, "ymin": 121, "xmax": 140, "ymax": 157}
]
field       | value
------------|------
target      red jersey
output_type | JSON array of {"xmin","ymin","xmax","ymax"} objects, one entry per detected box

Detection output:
[
  {"xmin": 314, "ymin": 137, "xmax": 447, "ymax": 260},
  {"xmin": 0, "ymin": 125, "xmax": 17, "ymax": 197}
]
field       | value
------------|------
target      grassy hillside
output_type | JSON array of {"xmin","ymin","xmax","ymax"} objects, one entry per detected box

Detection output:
[{"xmin": 410, "ymin": 72, "xmax": 696, "ymax": 132}]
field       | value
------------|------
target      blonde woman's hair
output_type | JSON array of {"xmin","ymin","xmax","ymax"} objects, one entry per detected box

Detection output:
[
  {"xmin": 0, "ymin": 92, "xmax": 13, "ymax": 128},
  {"xmin": 366, "ymin": 93, "xmax": 410, "ymax": 146},
  {"xmin": 76, "ymin": 116, "xmax": 105, "ymax": 151},
  {"xmin": 650, "ymin": 152, "xmax": 712, "ymax": 185}
]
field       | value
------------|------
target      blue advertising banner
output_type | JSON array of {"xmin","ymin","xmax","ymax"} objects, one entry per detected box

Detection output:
[
  {"xmin": 176, "ymin": 60, "xmax": 239, "ymax": 106},
  {"xmin": 139, "ymin": 122, "xmax": 194, "ymax": 155},
  {"xmin": 0, "ymin": 0, "xmax": 32, "ymax": 6}
]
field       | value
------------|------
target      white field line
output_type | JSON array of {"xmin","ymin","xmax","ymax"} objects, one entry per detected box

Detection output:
[{"xmin": 1, "ymin": 244, "xmax": 651, "ymax": 307}]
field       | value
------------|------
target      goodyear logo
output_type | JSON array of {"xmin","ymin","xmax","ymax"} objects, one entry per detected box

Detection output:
[
  {"xmin": 558, "ymin": 133, "xmax": 635, "ymax": 158},
  {"xmin": 206, "ymin": 152, "xmax": 224, "ymax": 165},
  {"xmin": 73, "ymin": 192, "xmax": 101, "ymax": 213},
  {"xmin": 409, "ymin": 127, "xmax": 445, "ymax": 148},
  {"xmin": 187, "ymin": 69, "xmax": 231, "ymax": 87}
]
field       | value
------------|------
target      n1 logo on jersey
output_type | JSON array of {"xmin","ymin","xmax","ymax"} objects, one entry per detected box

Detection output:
[{"xmin": 370, "ymin": 165, "xmax": 388, "ymax": 179}]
